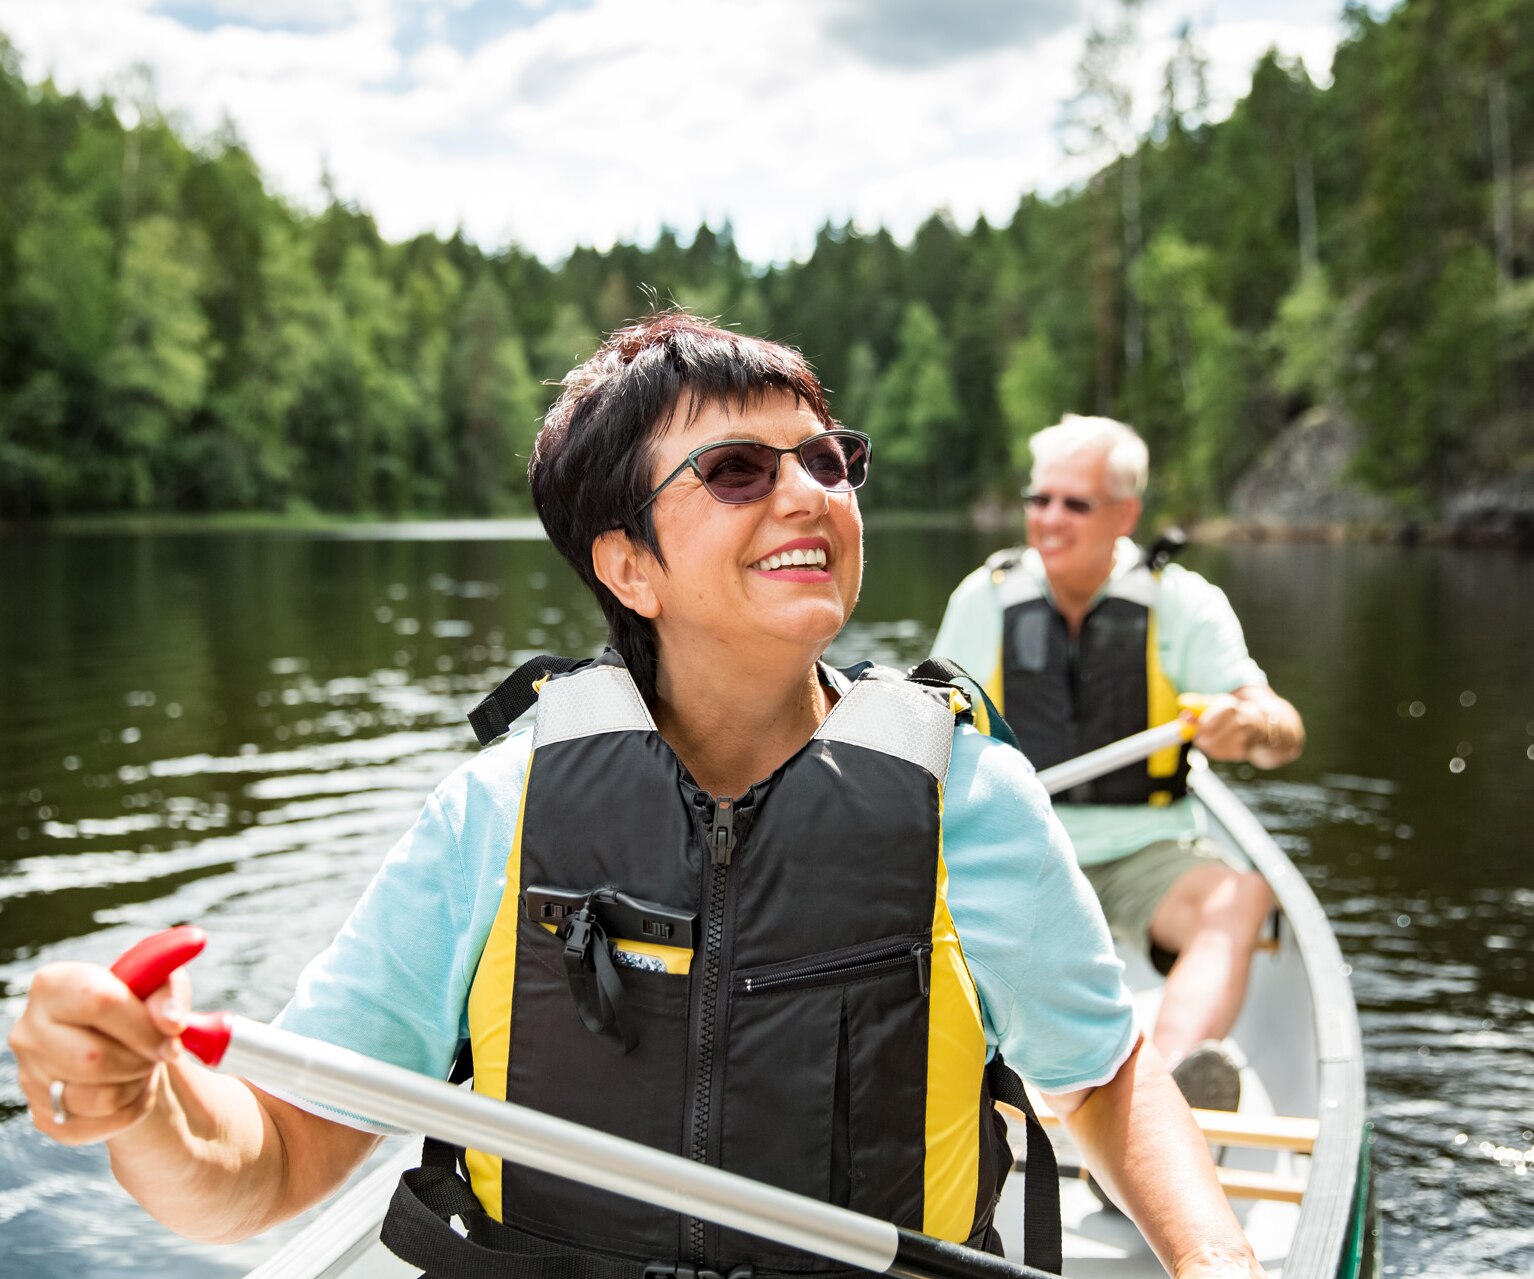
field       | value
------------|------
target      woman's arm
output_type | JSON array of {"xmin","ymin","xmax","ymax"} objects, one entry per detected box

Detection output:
[
  {"xmin": 9, "ymin": 959, "xmax": 377, "ymax": 1242},
  {"xmin": 1046, "ymin": 1035, "xmax": 1265, "ymax": 1279}
]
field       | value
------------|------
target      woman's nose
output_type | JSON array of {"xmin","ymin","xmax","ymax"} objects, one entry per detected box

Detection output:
[{"xmin": 773, "ymin": 455, "xmax": 831, "ymax": 515}]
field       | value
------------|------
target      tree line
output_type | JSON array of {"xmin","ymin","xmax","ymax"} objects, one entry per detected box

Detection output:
[{"xmin": 0, "ymin": 0, "xmax": 1530, "ymax": 522}]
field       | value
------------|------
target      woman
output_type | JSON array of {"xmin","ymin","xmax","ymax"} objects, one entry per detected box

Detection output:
[{"xmin": 9, "ymin": 313, "xmax": 1263, "ymax": 1279}]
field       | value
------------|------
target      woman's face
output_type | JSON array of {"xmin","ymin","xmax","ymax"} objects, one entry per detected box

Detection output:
[{"xmin": 638, "ymin": 390, "xmax": 864, "ymax": 667}]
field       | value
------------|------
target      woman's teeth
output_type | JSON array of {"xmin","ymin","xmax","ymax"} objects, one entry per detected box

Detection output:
[{"xmin": 751, "ymin": 547, "xmax": 828, "ymax": 571}]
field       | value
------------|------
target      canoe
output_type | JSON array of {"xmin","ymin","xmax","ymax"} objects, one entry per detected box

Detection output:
[{"xmin": 243, "ymin": 752, "xmax": 1378, "ymax": 1279}]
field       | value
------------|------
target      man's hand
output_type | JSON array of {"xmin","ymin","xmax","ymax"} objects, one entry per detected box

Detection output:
[{"xmin": 1188, "ymin": 688, "xmax": 1303, "ymax": 767}]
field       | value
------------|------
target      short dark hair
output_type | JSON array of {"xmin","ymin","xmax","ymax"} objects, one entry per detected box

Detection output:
[{"xmin": 528, "ymin": 311, "xmax": 834, "ymax": 703}]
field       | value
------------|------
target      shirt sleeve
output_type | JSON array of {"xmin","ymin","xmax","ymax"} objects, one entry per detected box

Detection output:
[
  {"xmin": 931, "ymin": 565, "xmax": 1004, "ymax": 693},
  {"xmin": 1159, "ymin": 565, "xmax": 1268, "ymax": 694},
  {"xmin": 268, "ymin": 732, "xmax": 532, "ymax": 1131},
  {"xmin": 942, "ymin": 726, "xmax": 1139, "ymax": 1094}
]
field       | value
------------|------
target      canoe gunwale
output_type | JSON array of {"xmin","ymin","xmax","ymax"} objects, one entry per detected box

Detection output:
[{"xmin": 1188, "ymin": 756, "xmax": 1370, "ymax": 1279}]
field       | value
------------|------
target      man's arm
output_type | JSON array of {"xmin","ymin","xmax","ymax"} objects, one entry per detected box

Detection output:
[{"xmin": 1046, "ymin": 1036, "xmax": 1265, "ymax": 1279}]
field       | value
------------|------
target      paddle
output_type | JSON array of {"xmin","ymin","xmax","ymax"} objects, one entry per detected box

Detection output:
[
  {"xmin": 110, "ymin": 928, "xmax": 1058, "ymax": 1279},
  {"xmin": 1034, "ymin": 707, "xmax": 1203, "ymax": 797}
]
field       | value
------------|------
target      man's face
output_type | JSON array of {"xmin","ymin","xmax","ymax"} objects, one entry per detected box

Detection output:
[{"xmin": 1024, "ymin": 450, "xmax": 1141, "ymax": 594}]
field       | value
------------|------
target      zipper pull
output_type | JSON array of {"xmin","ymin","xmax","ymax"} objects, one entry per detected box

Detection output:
[
  {"xmin": 912, "ymin": 942, "xmax": 931, "ymax": 996},
  {"xmin": 710, "ymin": 797, "xmax": 737, "ymax": 866}
]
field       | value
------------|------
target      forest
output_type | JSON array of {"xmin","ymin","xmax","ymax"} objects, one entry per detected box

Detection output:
[{"xmin": 0, "ymin": 0, "xmax": 1530, "ymax": 522}]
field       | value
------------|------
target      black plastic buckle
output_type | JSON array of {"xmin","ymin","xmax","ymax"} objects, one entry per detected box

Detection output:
[
  {"xmin": 562, "ymin": 904, "xmax": 597, "ymax": 972},
  {"xmin": 644, "ymin": 1265, "xmax": 754, "ymax": 1279}
]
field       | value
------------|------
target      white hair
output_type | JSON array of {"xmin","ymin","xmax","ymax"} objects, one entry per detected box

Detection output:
[{"xmin": 1027, "ymin": 414, "xmax": 1148, "ymax": 500}]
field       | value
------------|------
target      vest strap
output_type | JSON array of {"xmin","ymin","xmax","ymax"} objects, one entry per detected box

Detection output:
[
  {"xmin": 987, "ymin": 1055, "xmax": 1062, "ymax": 1277},
  {"xmin": 562, "ymin": 906, "xmax": 639, "ymax": 1053},
  {"xmin": 907, "ymin": 657, "xmax": 1021, "ymax": 754},
  {"xmin": 469, "ymin": 655, "xmax": 590, "ymax": 745}
]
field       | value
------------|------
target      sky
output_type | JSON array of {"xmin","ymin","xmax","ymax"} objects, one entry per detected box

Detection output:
[{"xmin": 0, "ymin": 0, "xmax": 1363, "ymax": 265}]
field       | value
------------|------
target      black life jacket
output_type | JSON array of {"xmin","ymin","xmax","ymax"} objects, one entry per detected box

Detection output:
[
  {"xmin": 381, "ymin": 650, "xmax": 1061, "ymax": 1279},
  {"xmin": 989, "ymin": 550, "xmax": 1189, "ymax": 806}
]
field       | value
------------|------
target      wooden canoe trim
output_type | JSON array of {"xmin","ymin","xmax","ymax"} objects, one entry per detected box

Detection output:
[
  {"xmin": 998, "ymin": 1100, "xmax": 1319, "ymax": 1154},
  {"xmin": 1053, "ymin": 1161, "xmax": 1307, "ymax": 1205}
]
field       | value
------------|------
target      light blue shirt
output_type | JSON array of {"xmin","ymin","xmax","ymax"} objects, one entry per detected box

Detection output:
[
  {"xmin": 274, "ymin": 721, "xmax": 1137, "ymax": 1129},
  {"xmin": 932, "ymin": 538, "xmax": 1268, "ymax": 866}
]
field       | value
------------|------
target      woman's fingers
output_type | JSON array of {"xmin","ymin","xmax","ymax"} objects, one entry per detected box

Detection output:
[
  {"xmin": 18, "ymin": 1067, "xmax": 161, "ymax": 1146},
  {"xmin": 143, "ymin": 968, "xmax": 192, "ymax": 1038},
  {"xmin": 27, "ymin": 961, "xmax": 180, "ymax": 1060},
  {"xmin": 7, "ymin": 961, "xmax": 185, "ymax": 1144}
]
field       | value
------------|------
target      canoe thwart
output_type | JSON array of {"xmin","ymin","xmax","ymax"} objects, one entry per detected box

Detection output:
[{"xmin": 998, "ymin": 1100, "xmax": 1318, "ymax": 1154}]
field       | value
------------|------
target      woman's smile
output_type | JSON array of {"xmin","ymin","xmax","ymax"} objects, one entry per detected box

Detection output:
[{"xmin": 747, "ymin": 536, "xmax": 831, "ymax": 578}]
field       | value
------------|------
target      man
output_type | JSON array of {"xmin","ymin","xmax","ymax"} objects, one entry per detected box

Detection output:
[{"xmin": 932, "ymin": 413, "xmax": 1304, "ymax": 1111}]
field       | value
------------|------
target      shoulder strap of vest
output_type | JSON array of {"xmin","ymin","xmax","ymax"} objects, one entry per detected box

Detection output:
[
  {"xmin": 984, "ymin": 545, "xmax": 1024, "ymax": 575},
  {"xmin": 906, "ymin": 656, "xmax": 1022, "ymax": 754},
  {"xmin": 986, "ymin": 1054, "xmax": 1063, "ymax": 1276},
  {"xmin": 467, "ymin": 653, "xmax": 591, "ymax": 746},
  {"xmin": 1140, "ymin": 526, "xmax": 1187, "ymax": 573}
]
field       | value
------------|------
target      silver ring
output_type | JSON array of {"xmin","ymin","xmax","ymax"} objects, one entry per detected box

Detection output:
[{"xmin": 49, "ymin": 1078, "xmax": 69, "ymax": 1126}]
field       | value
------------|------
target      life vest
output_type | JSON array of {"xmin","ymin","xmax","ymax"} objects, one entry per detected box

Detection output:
[
  {"xmin": 989, "ymin": 550, "xmax": 1188, "ymax": 806},
  {"xmin": 381, "ymin": 650, "xmax": 1061, "ymax": 1279}
]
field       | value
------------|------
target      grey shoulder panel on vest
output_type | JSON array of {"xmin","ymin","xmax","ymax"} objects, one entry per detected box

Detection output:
[
  {"xmin": 813, "ymin": 678, "xmax": 954, "ymax": 784},
  {"xmin": 532, "ymin": 664, "xmax": 657, "ymax": 748},
  {"xmin": 993, "ymin": 557, "xmax": 1045, "ymax": 611},
  {"xmin": 1104, "ymin": 562, "xmax": 1158, "ymax": 608}
]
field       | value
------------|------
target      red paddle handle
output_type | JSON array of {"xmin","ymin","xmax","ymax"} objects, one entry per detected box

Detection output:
[{"xmin": 108, "ymin": 926, "xmax": 233, "ymax": 1066}]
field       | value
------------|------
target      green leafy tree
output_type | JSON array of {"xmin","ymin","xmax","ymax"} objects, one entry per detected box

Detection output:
[
  {"xmin": 866, "ymin": 303, "xmax": 961, "ymax": 508},
  {"xmin": 98, "ymin": 215, "xmax": 217, "ymax": 507}
]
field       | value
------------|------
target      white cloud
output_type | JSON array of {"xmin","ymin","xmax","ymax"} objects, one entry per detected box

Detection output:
[{"xmin": 0, "ymin": 0, "xmax": 1355, "ymax": 264}]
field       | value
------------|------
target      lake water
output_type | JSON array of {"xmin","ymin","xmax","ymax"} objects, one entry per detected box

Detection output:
[{"xmin": 1, "ymin": 526, "xmax": 1530, "ymax": 1276}]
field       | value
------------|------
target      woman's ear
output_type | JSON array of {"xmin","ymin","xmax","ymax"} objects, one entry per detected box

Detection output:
[{"xmin": 592, "ymin": 530, "xmax": 661, "ymax": 619}]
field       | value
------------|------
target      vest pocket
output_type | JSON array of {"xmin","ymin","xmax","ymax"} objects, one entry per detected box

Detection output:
[
  {"xmin": 498, "ymin": 916, "xmax": 692, "ymax": 1256},
  {"xmin": 717, "ymin": 933, "xmax": 931, "ymax": 1266}
]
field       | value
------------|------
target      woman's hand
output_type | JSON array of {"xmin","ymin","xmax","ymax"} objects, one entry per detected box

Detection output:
[{"xmin": 7, "ymin": 959, "xmax": 189, "ymax": 1146}]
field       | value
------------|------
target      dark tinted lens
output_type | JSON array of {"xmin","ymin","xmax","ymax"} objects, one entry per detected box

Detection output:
[
  {"xmin": 801, "ymin": 434, "xmax": 867, "ymax": 491},
  {"xmin": 696, "ymin": 442, "xmax": 777, "ymax": 503},
  {"xmin": 1025, "ymin": 491, "xmax": 1095, "ymax": 514}
]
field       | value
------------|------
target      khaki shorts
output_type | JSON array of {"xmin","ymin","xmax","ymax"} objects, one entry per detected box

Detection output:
[{"xmin": 1081, "ymin": 836, "xmax": 1247, "ymax": 953}]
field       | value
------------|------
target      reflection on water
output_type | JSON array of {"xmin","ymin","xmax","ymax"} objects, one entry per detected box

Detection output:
[{"xmin": 1, "ymin": 529, "xmax": 1531, "ymax": 1276}]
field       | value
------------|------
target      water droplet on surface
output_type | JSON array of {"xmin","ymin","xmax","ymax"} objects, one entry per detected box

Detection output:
[
  {"xmin": 1449, "ymin": 757, "xmax": 1466, "ymax": 774},
  {"xmin": 1409, "ymin": 701, "xmax": 1426, "ymax": 718},
  {"xmin": 1456, "ymin": 741, "xmax": 1472, "ymax": 756},
  {"xmin": 121, "ymin": 727, "xmax": 141, "ymax": 744},
  {"xmin": 1459, "ymin": 690, "xmax": 1476, "ymax": 707},
  {"xmin": 1397, "ymin": 914, "xmax": 1411, "ymax": 927}
]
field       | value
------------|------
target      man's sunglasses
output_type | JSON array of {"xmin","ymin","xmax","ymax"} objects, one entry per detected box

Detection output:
[
  {"xmin": 636, "ymin": 429, "xmax": 872, "ymax": 513},
  {"xmin": 1023, "ymin": 490, "xmax": 1104, "ymax": 516}
]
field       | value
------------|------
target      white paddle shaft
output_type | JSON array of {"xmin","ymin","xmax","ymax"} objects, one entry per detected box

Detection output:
[
  {"xmin": 222, "ymin": 1017, "xmax": 901, "ymax": 1272},
  {"xmin": 1034, "ymin": 719, "xmax": 1191, "ymax": 796}
]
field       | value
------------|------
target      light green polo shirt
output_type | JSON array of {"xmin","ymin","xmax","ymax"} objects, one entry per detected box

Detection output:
[{"xmin": 931, "ymin": 538, "xmax": 1267, "ymax": 866}]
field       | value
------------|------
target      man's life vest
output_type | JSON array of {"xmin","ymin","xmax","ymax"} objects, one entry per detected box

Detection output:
[
  {"xmin": 988, "ymin": 550, "xmax": 1189, "ymax": 807},
  {"xmin": 380, "ymin": 651, "xmax": 1060, "ymax": 1279}
]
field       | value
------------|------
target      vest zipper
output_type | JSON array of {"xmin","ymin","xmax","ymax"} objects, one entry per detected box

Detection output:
[
  {"xmin": 687, "ymin": 790, "xmax": 746, "ymax": 1263},
  {"xmin": 732, "ymin": 936, "xmax": 932, "ymax": 997}
]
